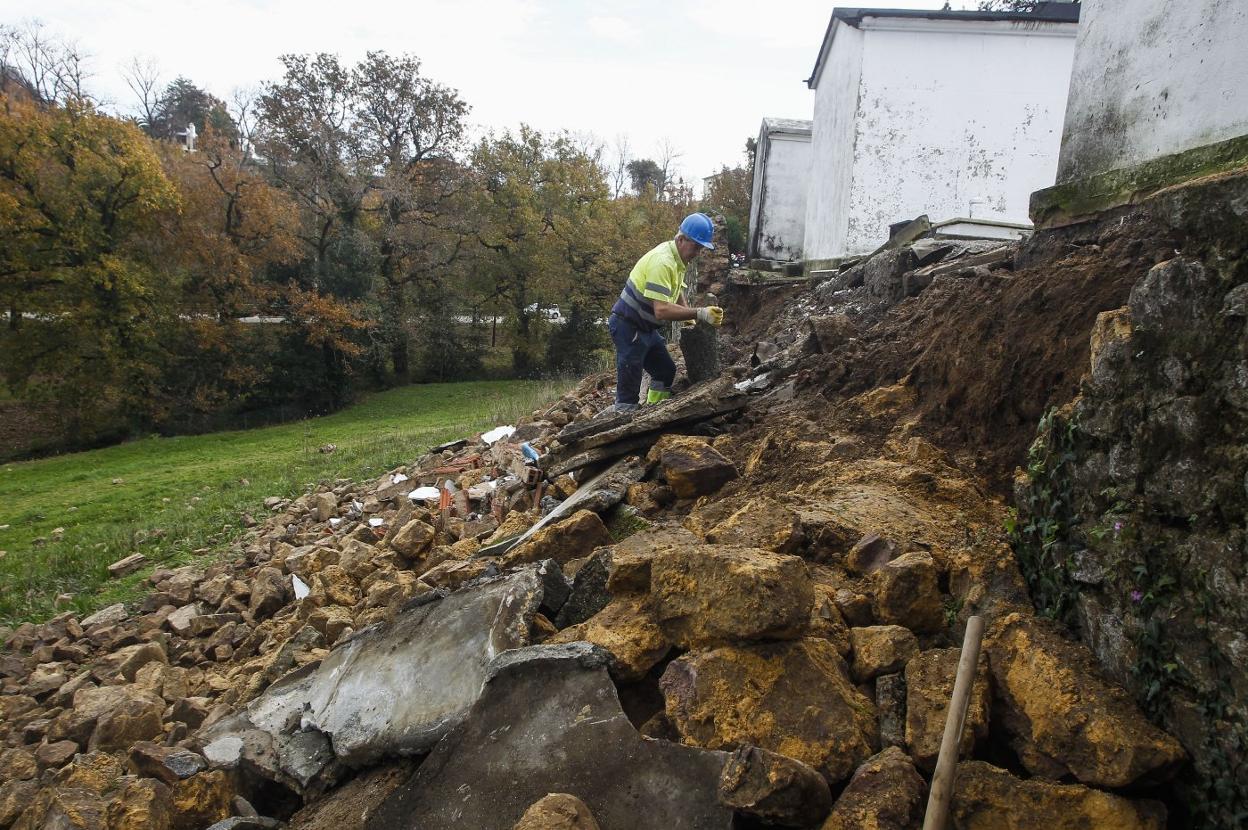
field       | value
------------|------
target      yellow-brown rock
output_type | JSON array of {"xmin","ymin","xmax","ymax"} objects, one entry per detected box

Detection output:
[
  {"xmin": 105, "ymin": 777, "xmax": 174, "ymax": 830},
  {"xmin": 648, "ymin": 435, "xmax": 739, "ymax": 500},
  {"xmin": 703, "ymin": 497, "xmax": 804, "ymax": 553},
  {"xmin": 848, "ymin": 626, "xmax": 919, "ymax": 683},
  {"xmin": 604, "ymin": 525, "xmax": 701, "ymax": 594},
  {"xmin": 484, "ymin": 511, "xmax": 536, "ymax": 545},
  {"xmin": 307, "ymin": 605, "xmax": 355, "ymax": 642},
  {"xmin": 390, "ymin": 519, "xmax": 436, "ymax": 559},
  {"xmin": 872, "ymin": 551, "xmax": 944, "ymax": 634},
  {"xmin": 820, "ymin": 747, "xmax": 926, "ymax": 830},
  {"xmin": 986, "ymin": 613, "xmax": 1186, "ymax": 788},
  {"xmin": 170, "ymin": 771, "xmax": 234, "ymax": 830},
  {"xmin": 502, "ymin": 510, "xmax": 612, "ymax": 567},
  {"xmin": 75, "ymin": 686, "xmax": 164, "ymax": 752},
  {"xmin": 0, "ymin": 747, "xmax": 38, "ymax": 781},
  {"xmin": 809, "ymin": 588, "xmax": 852, "ymax": 657},
  {"xmin": 650, "ymin": 545, "xmax": 814, "ymax": 647},
  {"xmin": 818, "ymin": 743, "xmax": 928, "ymax": 828},
  {"xmin": 661, "ymin": 638, "xmax": 878, "ymax": 784},
  {"xmin": 10, "ymin": 785, "xmax": 105, "ymax": 830},
  {"xmin": 0, "ymin": 780, "xmax": 39, "ymax": 827},
  {"xmin": 548, "ymin": 595, "xmax": 671, "ymax": 681},
  {"xmin": 718, "ymin": 745, "xmax": 833, "ymax": 827},
  {"xmin": 50, "ymin": 750, "xmax": 123, "ymax": 794},
  {"xmin": 950, "ymin": 761, "xmax": 1166, "ymax": 829},
  {"xmin": 905, "ymin": 647, "xmax": 990, "ymax": 772},
  {"xmin": 310, "ymin": 565, "xmax": 361, "ymax": 607},
  {"xmin": 511, "ymin": 793, "xmax": 602, "ymax": 830}
]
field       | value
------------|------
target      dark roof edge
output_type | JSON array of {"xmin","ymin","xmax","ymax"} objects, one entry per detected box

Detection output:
[{"xmin": 805, "ymin": 3, "xmax": 1080, "ymax": 88}]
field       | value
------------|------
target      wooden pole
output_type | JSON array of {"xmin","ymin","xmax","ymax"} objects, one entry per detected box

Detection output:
[{"xmin": 921, "ymin": 614, "xmax": 986, "ymax": 830}]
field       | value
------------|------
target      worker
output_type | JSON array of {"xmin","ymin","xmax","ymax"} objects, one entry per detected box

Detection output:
[{"xmin": 608, "ymin": 212, "xmax": 725, "ymax": 413}]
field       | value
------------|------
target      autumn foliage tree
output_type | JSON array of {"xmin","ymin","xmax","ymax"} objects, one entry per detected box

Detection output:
[{"xmin": 0, "ymin": 93, "xmax": 180, "ymax": 440}]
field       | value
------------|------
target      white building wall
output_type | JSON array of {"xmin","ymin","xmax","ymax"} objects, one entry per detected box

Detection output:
[
  {"xmin": 805, "ymin": 23, "xmax": 864, "ymax": 263},
  {"xmin": 805, "ymin": 18, "xmax": 1075, "ymax": 261},
  {"xmin": 1057, "ymin": 0, "xmax": 1248, "ymax": 183},
  {"xmin": 749, "ymin": 127, "xmax": 813, "ymax": 261}
]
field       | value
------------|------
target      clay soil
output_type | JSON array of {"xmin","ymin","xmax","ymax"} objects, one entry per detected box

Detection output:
[{"xmin": 759, "ymin": 211, "xmax": 1182, "ymax": 495}]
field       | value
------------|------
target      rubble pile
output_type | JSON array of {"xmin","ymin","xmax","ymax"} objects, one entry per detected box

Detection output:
[{"xmin": 2, "ymin": 177, "xmax": 1226, "ymax": 829}]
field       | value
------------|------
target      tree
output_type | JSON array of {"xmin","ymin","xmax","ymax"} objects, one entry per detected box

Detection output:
[
  {"xmin": 627, "ymin": 158, "xmax": 663, "ymax": 197},
  {"xmin": 0, "ymin": 21, "xmax": 90, "ymax": 105},
  {"xmin": 471, "ymin": 126, "xmax": 611, "ymax": 376},
  {"xmin": 0, "ymin": 94, "xmax": 180, "ymax": 438},
  {"xmin": 256, "ymin": 53, "xmax": 368, "ymax": 298},
  {"xmin": 352, "ymin": 51, "xmax": 470, "ymax": 380},
  {"xmin": 148, "ymin": 77, "xmax": 237, "ymax": 143}
]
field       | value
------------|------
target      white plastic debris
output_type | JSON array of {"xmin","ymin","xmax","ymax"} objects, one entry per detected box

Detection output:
[
  {"xmin": 368, "ymin": 517, "xmax": 384, "ymax": 528},
  {"xmin": 734, "ymin": 373, "xmax": 772, "ymax": 392},
  {"xmin": 408, "ymin": 486, "xmax": 441, "ymax": 502},
  {"xmin": 328, "ymin": 517, "xmax": 342, "ymax": 528},
  {"xmin": 292, "ymin": 574, "xmax": 310, "ymax": 600},
  {"xmin": 481, "ymin": 425, "xmax": 516, "ymax": 445},
  {"xmin": 391, "ymin": 473, "xmax": 409, "ymax": 484}
]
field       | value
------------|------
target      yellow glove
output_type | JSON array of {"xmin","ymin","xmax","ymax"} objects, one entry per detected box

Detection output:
[{"xmin": 696, "ymin": 306, "xmax": 725, "ymax": 327}]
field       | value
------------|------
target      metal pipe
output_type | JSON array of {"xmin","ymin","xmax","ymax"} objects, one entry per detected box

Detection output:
[{"xmin": 921, "ymin": 614, "xmax": 986, "ymax": 830}]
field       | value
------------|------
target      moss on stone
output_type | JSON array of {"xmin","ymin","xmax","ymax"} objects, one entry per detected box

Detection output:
[{"xmin": 1031, "ymin": 134, "xmax": 1248, "ymax": 228}]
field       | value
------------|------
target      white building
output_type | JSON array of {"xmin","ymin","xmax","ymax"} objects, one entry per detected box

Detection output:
[
  {"xmin": 1037, "ymin": 0, "xmax": 1248, "ymax": 212},
  {"xmin": 803, "ymin": 4, "xmax": 1079, "ymax": 263},
  {"xmin": 747, "ymin": 118, "xmax": 813, "ymax": 262}
]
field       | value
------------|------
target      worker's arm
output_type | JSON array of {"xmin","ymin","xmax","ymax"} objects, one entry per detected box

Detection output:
[
  {"xmin": 651, "ymin": 299, "xmax": 698, "ymax": 321},
  {"xmin": 653, "ymin": 299, "xmax": 724, "ymax": 326}
]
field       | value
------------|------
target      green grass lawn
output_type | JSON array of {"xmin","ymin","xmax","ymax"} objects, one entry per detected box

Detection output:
[{"xmin": 0, "ymin": 380, "xmax": 569, "ymax": 625}]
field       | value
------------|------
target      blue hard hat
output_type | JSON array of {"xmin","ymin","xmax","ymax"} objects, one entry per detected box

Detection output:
[{"xmin": 679, "ymin": 213, "xmax": 715, "ymax": 250}]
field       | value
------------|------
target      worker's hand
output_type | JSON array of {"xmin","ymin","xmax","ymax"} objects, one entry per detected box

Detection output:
[{"xmin": 696, "ymin": 306, "xmax": 725, "ymax": 327}]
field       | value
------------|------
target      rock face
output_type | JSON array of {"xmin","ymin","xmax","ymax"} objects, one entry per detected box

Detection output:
[
  {"xmin": 986, "ymin": 613, "xmax": 1186, "ymax": 787},
  {"xmin": 200, "ymin": 565, "xmax": 562, "ymax": 790},
  {"xmin": 649, "ymin": 545, "xmax": 814, "ymax": 648},
  {"xmin": 717, "ymin": 745, "xmax": 833, "ymax": 827},
  {"xmin": 950, "ymin": 761, "xmax": 1166, "ymax": 829},
  {"xmin": 905, "ymin": 648, "xmax": 990, "ymax": 771},
  {"xmin": 820, "ymin": 747, "xmax": 926, "ymax": 830},
  {"xmin": 512, "ymin": 793, "xmax": 602, "ymax": 830},
  {"xmin": 365, "ymin": 644, "xmax": 734, "ymax": 830},
  {"xmin": 648, "ymin": 436, "xmax": 739, "ymax": 500},
  {"xmin": 660, "ymin": 638, "xmax": 878, "ymax": 785}
]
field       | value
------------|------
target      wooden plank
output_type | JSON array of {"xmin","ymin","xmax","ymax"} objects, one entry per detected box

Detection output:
[
  {"xmin": 552, "ymin": 379, "xmax": 745, "ymax": 458},
  {"xmin": 545, "ymin": 434, "xmax": 658, "ymax": 478}
]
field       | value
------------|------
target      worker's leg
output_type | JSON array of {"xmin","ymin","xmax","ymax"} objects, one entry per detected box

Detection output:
[
  {"xmin": 608, "ymin": 314, "xmax": 646, "ymax": 408},
  {"xmin": 642, "ymin": 330, "xmax": 677, "ymax": 403}
]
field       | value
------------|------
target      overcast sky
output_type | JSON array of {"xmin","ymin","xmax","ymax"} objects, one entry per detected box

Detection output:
[{"xmin": 3, "ymin": 0, "xmax": 976, "ymax": 185}]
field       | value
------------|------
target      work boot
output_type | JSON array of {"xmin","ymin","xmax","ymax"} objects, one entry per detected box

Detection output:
[
  {"xmin": 605, "ymin": 403, "xmax": 639, "ymax": 416},
  {"xmin": 646, "ymin": 389, "xmax": 672, "ymax": 405}
]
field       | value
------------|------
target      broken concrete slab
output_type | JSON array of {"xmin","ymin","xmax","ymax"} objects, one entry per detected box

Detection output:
[
  {"xmin": 366, "ymin": 643, "xmax": 733, "ymax": 830},
  {"xmin": 199, "ymin": 564, "xmax": 561, "ymax": 792}
]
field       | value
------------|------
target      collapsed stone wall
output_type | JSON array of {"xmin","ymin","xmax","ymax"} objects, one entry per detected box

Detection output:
[{"xmin": 1013, "ymin": 170, "xmax": 1248, "ymax": 827}]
